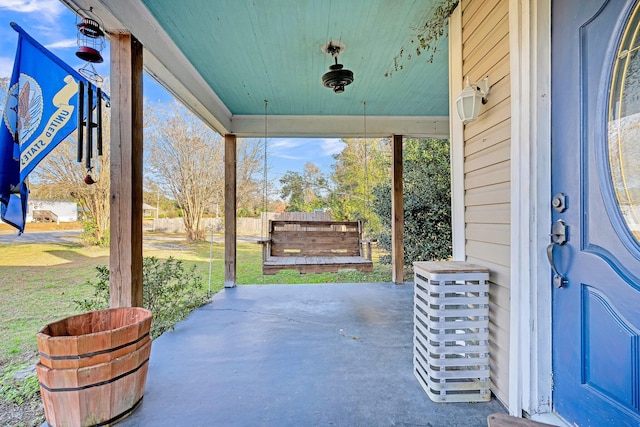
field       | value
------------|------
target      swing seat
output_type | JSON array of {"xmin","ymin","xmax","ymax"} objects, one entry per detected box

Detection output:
[{"xmin": 258, "ymin": 220, "xmax": 373, "ymax": 275}]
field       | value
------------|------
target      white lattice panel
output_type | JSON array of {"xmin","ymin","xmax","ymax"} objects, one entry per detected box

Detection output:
[{"xmin": 413, "ymin": 261, "xmax": 491, "ymax": 403}]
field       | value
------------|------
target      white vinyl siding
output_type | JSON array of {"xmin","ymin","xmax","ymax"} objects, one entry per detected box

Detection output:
[{"xmin": 461, "ymin": 0, "xmax": 511, "ymax": 406}]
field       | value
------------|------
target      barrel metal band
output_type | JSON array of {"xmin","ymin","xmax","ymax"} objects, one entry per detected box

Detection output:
[
  {"xmin": 90, "ymin": 396, "xmax": 143, "ymax": 427},
  {"xmin": 39, "ymin": 332, "xmax": 149, "ymax": 360},
  {"xmin": 39, "ymin": 357, "xmax": 149, "ymax": 393}
]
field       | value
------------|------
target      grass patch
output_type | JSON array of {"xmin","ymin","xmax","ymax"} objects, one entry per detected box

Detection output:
[
  {"xmin": 160, "ymin": 237, "xmax": 393, "ymax": 288},
  {"xmin": 0, "ymin": 243, "xmax": 109, "ymax": 364},
  {"xmin": 0, "ymin": 364, "xmax": 40, "ymax": 405}
]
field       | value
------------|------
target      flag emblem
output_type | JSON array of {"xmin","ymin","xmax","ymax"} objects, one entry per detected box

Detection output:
[{"xmin": 4, "ymin": 73, "xmax": 44, "ymax": 145}]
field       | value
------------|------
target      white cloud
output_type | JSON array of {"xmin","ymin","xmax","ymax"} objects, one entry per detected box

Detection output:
[
  {"xmin": 269, "ymin": 138, "xmax": 305, "ymax": 149},
  {"xmin": 45, "ymin": 38, "xmax": 76, "ymax": 49},
  {"xmin": 0, "ymin": 0, "xmax": 64, "ymax": 17},
  {"xmin": 273, "ymin": 153, "xmax": 304, "ymax": 160},
  {"xmin": 0, "ymin": 56, "xmax": 13, "ymax": 78},
  {"xmin": 269, "ymin": 138, "xmax": 345, "ymax": 162},
  {"xmin": 320, "ymin": 138, "xmax": 346, "ymax": 156},
  {"xmin": 268, "ymin": 138, "xmax": 305, "ymax": 160}
]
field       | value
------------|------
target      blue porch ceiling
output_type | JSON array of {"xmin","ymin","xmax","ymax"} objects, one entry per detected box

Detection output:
[
  {"xmin": 62, "ymin": 0, "xmax": 451, "ymax": 137},
  {"xmin": 141, "ymin": 0, "xmax": 449, "ymax": 117}
]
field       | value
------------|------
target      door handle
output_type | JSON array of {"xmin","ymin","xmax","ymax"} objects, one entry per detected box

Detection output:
[{"xmin": 547, "ymin": 219, "xmax": 568, "ymax": 288}]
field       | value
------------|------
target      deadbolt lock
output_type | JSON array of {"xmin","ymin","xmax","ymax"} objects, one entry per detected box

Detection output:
[{"xmin": 552, "ymin": 193, "xmax": 567, "ymax": 213}]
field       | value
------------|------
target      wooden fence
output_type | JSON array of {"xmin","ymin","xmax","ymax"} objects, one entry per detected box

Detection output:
[{"xmin": 153, "ymin": 211, "xmax": 332, "ymax": 235}]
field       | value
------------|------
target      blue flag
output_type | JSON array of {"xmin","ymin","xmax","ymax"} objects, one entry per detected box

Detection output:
[{"xmin": 1, "ymin": 23, "xmax": 102, "ymax": 234}]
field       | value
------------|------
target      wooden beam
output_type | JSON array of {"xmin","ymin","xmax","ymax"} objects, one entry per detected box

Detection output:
[
  {"xmin": 224, "ymin": 134, "xmax": 237, "ymax": 288},
  {"xmin": 391, "ymin": 134, "xmax": 404, "ymax": 284},
  {"xmin": 109, "ymin": 34, "xmax": 144, "ymax": 307},
  {"xmin": 230, "ymin": 115, "xmax": 450, "ymax": 138}
]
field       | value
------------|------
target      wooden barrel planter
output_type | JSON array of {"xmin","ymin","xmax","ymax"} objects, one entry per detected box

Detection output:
[{"xmin": 36, "ymin": 307, "xmax": 153, "ymax": 427}]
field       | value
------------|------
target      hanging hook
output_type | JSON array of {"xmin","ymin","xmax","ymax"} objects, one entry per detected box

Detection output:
[
  {"xmin": 262, "ymin": 99, "xmax": 269, "ymax": 239},
  {"xmin": 363, "ymin": 100, "xmax": 369, "ymax": 234}
]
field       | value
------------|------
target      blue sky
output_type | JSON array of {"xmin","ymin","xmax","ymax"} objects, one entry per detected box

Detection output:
[{"xmin": 0, "ymin": 0, "xmax": 345, "ymax": 181}]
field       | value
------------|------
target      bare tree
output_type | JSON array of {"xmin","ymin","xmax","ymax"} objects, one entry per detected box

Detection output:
[
  {"xmin": 33, "ymin": 106, "xmax": 111, "ymax": 245},
  {"xmin": 237, "ymin": 138, "xmax": 266, "ymax": 214},
  {"xmin": 145, "ymin": 103, "xmax": 225, "ymax": 241},
  {"xmin": 146, "ymin": 103, "xmax": 265, "ymax": 241}
]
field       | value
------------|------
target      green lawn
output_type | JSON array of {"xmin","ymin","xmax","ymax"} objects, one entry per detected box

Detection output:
[{"xmin": 0, "ymin": 243, "xmax": 109, "ymax": 363}]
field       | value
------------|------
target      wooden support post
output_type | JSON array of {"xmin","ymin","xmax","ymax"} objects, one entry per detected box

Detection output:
[
  {"xmin": 109, "ymin": 34, "xmax": 144, "ymax": 307},
  {"xmin": 224, "ymin": 134, "xmax": 237, "ymax": 288},
  {"xmin": 391, "ymin": 134, "xmax": 404, "ymax": 284}
]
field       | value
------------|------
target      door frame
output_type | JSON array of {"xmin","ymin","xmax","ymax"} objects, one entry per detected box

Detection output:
[
  {"xmin": 507, "ymin": 0, "xmax": 554, "ymax": 420},
  {"xmin": 449, "ymin": 0, "xmax": 557, "ymax": 420}
]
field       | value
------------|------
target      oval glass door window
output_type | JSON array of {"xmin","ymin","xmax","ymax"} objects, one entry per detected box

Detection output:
[{"xmin": 608, "ymin": 6, "xmax": 640, "ymax": 244}]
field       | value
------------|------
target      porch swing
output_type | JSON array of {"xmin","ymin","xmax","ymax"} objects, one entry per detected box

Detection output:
[{"xmin": 257, "ymin": 100, "xmax": 374, "ymax": 275}]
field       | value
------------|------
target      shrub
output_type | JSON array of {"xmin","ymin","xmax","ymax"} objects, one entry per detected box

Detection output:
[
  {"xmin": 75, "ymin": 257, "xmax": 211, "ymax": 339},
  {"xmin": 80, "ymin": 220, "xmax": 110, "ymax": 247},
  {"xmin": 372, "ymin": 138, "xmax": 452, "ymax": 264}
]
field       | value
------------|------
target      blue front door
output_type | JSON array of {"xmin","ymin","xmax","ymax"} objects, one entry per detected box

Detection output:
[{"xmin": 552, "ymin": 0, "xmax": 640, "ymax": 425}]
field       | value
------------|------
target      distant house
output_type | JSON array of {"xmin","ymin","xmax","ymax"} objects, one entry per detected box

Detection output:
[
  {"xmin": 142, "ymin": 203, "xmax": 157, "ymax": 218},
  {"xmin": 27, "ymin": 199, "xmax": 78, "ymax": 223}
]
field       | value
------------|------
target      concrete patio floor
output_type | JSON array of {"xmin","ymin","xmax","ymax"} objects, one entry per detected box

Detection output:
[{"xmin": 119, "ymin": 282, "xmax": 506, "ymax": 426}]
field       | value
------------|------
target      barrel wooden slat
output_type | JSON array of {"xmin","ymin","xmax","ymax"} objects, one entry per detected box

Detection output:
[
  {"xmin": 36, "ymin": 307, "xmax": 152, "ymax": 427},
  {"xmin": 37, "ymin": 307, "xmax": 152, "ymax": 369}
]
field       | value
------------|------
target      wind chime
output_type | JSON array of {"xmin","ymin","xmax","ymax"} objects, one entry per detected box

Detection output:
[
  {"xmin": 76, "ymin": 80, "xmax": 103, "ymax": 184},
  {"xmin": 74, "ymin": 9, "xmax": 106, "ymax": 185}
]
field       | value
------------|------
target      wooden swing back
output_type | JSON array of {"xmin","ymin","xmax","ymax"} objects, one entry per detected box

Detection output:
[{"xmin": 258, "ymin": 220, "xmax": 373, "ymax": 275}]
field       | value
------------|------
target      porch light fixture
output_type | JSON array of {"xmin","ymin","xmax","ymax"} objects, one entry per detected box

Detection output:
[
  {"xmin": 455, "ymin": 77, "xmax": 490, "ymax": 123},
  {"xmin": 321, "ymin": 41, "xmax": 354, "ymax": 94}
]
